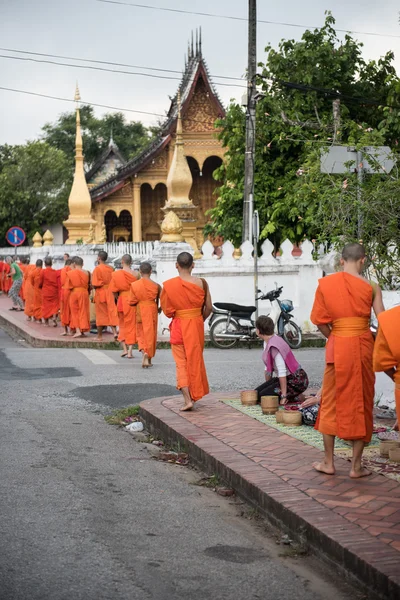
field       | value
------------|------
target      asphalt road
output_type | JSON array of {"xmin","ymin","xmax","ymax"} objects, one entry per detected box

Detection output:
[{"xmin": 1, "ymin": 328, "xmax": 356, "ymax": 600}]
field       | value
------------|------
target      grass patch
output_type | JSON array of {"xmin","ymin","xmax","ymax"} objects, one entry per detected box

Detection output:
[
  {"xmin": 278, "ymin": 544, "xmax": 309, "ymax": 558},
  {"xmin": 193, "ymin": 474, "xmax": 222, "ymax": 488},
  {"xmin": 105, "ymin": 405, "xmax": 140, "ymax": 426}
]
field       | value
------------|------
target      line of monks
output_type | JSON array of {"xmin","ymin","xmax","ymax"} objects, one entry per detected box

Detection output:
[{"xmin": 1, "ymin": 250, "xmax": 212, "ymax": 409}]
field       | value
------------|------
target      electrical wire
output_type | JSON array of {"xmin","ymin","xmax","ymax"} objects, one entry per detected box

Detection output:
[
  {"xmin": 97, "ymin": 0, "xmax": 400, "ymax": 39},
  {"xmin": 0, "ymin": 53, "xmax": 246, "ymax": 88},
  {"xmin": 0, "ymin": 46, "xmax": 245, "ymax": 82}
]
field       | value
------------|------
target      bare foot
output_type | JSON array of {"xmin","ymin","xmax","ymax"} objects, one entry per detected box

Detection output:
[
  {"xmin": 312, "ymin": 461, "xmax": 335, "ymax": 475},
  {"xmin": 180, "ymin": 402, "xmax": 194, "ymax": 412},
  {"xmin": 121, "ymin": 352, "xmax": 128, "ymax": 358},
  {"xmin": 60, "ymin": 332, "xmax": 67, "ymax": 337},
  {"xmin": 350, "ymin": 467, "xmax": 372, "ymax": 479},
  {"xmin": 127, "ymin": 355, "xmax": 133, "ymax": 359},
  {"xmin": 72, "ymin": 332, "xmax": 83, "ymax": 338},
  {"xmin": 95, "ymin": 337, "xmax": 103, "ymax": 342}
]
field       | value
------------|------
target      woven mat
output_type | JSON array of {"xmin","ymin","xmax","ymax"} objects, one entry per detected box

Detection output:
[{"xmin": 223, "ymin": 399, "xmax": 400, "ymax": 483}]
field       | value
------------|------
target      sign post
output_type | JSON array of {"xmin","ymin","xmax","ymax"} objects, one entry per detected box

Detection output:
[{"xmin": 6, "ymin": 227, "xmax": 26, "ymax": 260}]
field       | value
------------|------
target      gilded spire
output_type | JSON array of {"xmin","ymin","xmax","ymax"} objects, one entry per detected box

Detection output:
[{"xmin": 165, "ymin": 90, "xmax": 193, "ymax": 207}]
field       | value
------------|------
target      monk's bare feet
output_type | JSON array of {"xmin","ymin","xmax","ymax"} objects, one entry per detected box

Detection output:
[
  {"xmin": 350, "ymin": 467, "xmax": 372, "ymax": 479},
  {"xmin": 72, "ymin": 332, "xmax": 84, "ymax": 338},
  {"xmin": 180, "ymin": 402, "xmax": 194, "ymax": 412},
  {"xmin": 60, "ymin": 332, "xmax": 67, "ymax": 337},
  {"xmin": 142, "ymin": 354, "xmax": 151, "ymax": 368},
  {"xmin": 127, "ymin": 354, "xmax": 133, "ymax": 359},
  {"xmin": 312, "ymin": 461, "xmax": 335, "ymax": 475},
  {"xmin": 95, "ymin": 337, "xmax": 103, "ymax": 342},
  {"xmin": 121, "ymin": 352, "xmax": 128, "ymax": 357}
]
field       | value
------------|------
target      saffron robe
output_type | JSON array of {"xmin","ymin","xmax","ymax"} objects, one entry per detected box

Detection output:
[
  {"xmin": 110, "ymin": 270, "xmax": 138, "ymax": 345},
  {"xmin": 92, "ymin": 264, "xmax": 118, "ymax": 327},
  {"xmin": 130, "ymin": 278, "xmax": 159, "ymax": 358},
  {"xmin": 31, "ymin": 267, "xmax": 43, "ymax": 321},
  {"xmin": 3, "ymin": 263, "xmax": 11, "ymax": 293},
  {"xmin": 60, "ymin": 266, "xmax": 71, "ymax": 327},
  {"xmin": 40, "ymin": 267, "xmax": 60, "ymax": 319},
  {"xmin": 310, "ymin": 272, "xmax": 375, "ymax": 442},
  {"xmin": 373, "ymin": 306, "xmax": 400, "ymax": 423},
  {"xmin": 18, "ymin": 262, "xmax": 27, "ymax": 300},
  {"xmin": 23, "ymin": 264, "xmax": 36, "ymax": 317},
  {"xmin": 161, "ymin": 277, "xmax": 209, "ymax": 402},
  {"xmin": 66, "ymin": 269, "xmax": 90, "ymax": 332},
  {"xmin": 0, "ymin": 260, "xmax": 4, "ymax": 292}
]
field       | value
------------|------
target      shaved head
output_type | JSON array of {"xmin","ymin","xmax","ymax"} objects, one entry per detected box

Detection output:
[
  {"xmin": 121, "ymin": 254, "xmax": 132, "ymax": 267},
  {"xmin": 140, "ymin": 262, "xmax": 152, "ymax": 275},
  {"xmin": 72, "ymin": 256, "xmax": 84, "ymax": 267},
  {"xmin": 342, "ymin": 243, "xmax": 366, "ymax": 262},
  {"xmin": 36, "ymin": 259, "xmax": 43, "ymax": 267},
  {"xmin": 98, "ymin": 250, "xmax": 108, "ymax": 262},
  {"xmin": 65, "ymin": 259, "xmax": 72, "ymax": 266},
  {"xmin": 44, "ymin": 257, "xmax": 52, "ymax": 267},
  {"xmin": 176, "ymin": 252, "xmax": 193, "ymax": 270}
]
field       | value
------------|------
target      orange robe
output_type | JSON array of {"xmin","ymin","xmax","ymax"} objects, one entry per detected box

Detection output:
[
  {"xmin": 66, "ymin": 270, "xmax": 90, "ymax": 332},
  {"xmin": 110, "ymin": 270, "xmax": 138, "ymax": 345},
  {"xmin": 60, "ymin": 266, "xmax": 71, "ymax": 327},
  {"xmin": 373, "ymin": 306, "xmax": 400, "ymax": 422},
  {"xmin": 130, "ymin": 278, "xmax": 159, "ymax": 358},
  {"xmin": 18, "ymin": 262, "xmax": 27, "ymax": 300},
  {"xmin": 92, "ymin": 264, "xmax": 118, "ymax": 327},
  {"xmin": 3, "ymin": 263, "xmax": 11, "ymax": 293},
  {"xmin": 40, "ymin": 267, "xmax": 60, "ymax": 319},
  {"xmin": 23, "ymin": 265, "xmax": 36, "ymax": 317},
  {"xmin": 161, "ymin": 277, "xmax": 209, "ymax": 402},
  {"xmin": 0, "ymin": 260, "xmax": 4, "ymax": 292},
  {"xmin": 310, "ymin": 272, "xmax": 375, "ymax": 442},
  {"xmin": 31, "ymin": 267, "xmax": 43, "ymax": 320}
]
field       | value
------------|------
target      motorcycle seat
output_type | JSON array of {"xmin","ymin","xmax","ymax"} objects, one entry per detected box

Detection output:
[{"xmin": 213, "ymin": 302, "xmax": 256, "ymax": 316}]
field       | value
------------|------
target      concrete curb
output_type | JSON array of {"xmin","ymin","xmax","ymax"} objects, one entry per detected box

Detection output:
[{"xmin": 140, "ymin": 396, "xmax": 400, "ymax": 600}]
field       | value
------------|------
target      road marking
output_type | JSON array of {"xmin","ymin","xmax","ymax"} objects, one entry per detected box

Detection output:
[{"xmin": 78, "ymin": 349, "xmax": 117, "ymax": 365}]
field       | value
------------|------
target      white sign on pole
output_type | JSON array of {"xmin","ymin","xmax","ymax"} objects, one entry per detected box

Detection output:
[{"xmin": 321, "ymin": 146, "xmax": 394, "ymax": 174}]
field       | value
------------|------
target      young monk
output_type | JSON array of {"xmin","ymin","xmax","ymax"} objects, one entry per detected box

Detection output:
[
  {"xmin": 91, "ymin": 250, "xmax": 118, "ymax": 342},
  {"xmin": 3, "ymin": 258, "xmax": 12, "ymax": 295},
  {"xmin": 161, "ymin": 252, "xmax": 212, "ymax": 411},
  {"xmin": 60, "ymin": 259, "xmax": 73, "ymax": 336},
  {"xmin": 39, "ymin": 257, "xmax": 60, "ymax": 327},
  {"xmin": 31, "ymin": 259, "xmax": 43, "ymax": 322},
  {"xmin": 129, "ymin": 262, "xmax": 161, "ymax": 368},
  {"xmin": 18, "ymin": 257, "xmax": 28, "ymax": 302},
  {"xmin": 310, "ymin": 242, "xmax": 384, "ymax": 478},
  {"xmin": 66, "ymin": 256, "xmax": 90, "ymax": 338},
  {"xmin": 110, "ymin": 254, "xmax": 138, "ymax": 359},
  {"xmin": 0, "ymin": 256, "xmax": 4, "ymax": 294},
  {"xmin": 23, "ymin": 259, "xmax": 36, "ymax": 321},
  {"xmin": 373, "ymin": 305, "xmax": 400, "ymax": 432}
]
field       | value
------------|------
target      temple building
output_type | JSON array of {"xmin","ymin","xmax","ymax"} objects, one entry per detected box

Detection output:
[{"xmin": 86, "ymin": 32, "xmax": 226, "ymax": 245}]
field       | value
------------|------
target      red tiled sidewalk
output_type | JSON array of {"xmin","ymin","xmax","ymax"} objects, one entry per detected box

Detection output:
[{"xmin": 140, "ymin": 393, "xmax": 400, "ymax": 600}]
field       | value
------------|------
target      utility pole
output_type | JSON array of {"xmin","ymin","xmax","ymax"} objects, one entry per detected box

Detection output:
[
  {"xmin": 356, "ymin": 150, "xmax": 363, "ymax": 239},
  {"xmin": 242, "ymin": 0, "xmax": 257, "ymax": 242}
]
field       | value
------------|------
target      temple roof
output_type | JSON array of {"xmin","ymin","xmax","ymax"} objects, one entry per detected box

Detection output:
[
  {"xmin": 90, "ymin": 33, "xmax": 225, "ymax": 203},
  {"xmin": 86, "ymin": 136, "xmax": 126, "ymax": 187}
]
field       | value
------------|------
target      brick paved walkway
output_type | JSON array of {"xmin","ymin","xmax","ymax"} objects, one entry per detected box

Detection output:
[{"xmin": 140, "ymin": 393, "xmax": 400, "ymax": 600}]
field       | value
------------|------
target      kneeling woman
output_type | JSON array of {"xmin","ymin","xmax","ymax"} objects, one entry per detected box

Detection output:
[{"xmin": 255, "ymin": 315, "xmax": 309, "ymax": 405}]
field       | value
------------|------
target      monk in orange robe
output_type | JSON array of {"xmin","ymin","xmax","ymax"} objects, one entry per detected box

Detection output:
[
  {"xmin": 60, "ymin": 259, "xmax": 73, "ymax": 335},
  {"xmin": 23, "ymin": 260, "xmax": 36, "ymax": 321},
  {"xmin": 129, "ymin": 261, "xmax": 161, "ymax": 368},
  {"xmin": 39, "ymin": 257, "xmax": 60, "ymax": 326},
  {"xmin": 0, "ymin": 256, "xmax": 5, "ymax": 293},
  {"xmin": 91, "ymin": 250, "xmax": 118, "ymax": 342},
  {"xmin": 65, "ymin": 256, "xmax": 91, "ymax": 337},
  {"xmin": 161, "ymin": 252, "xmax": 212, "ymax": 411},
  {"xmin": 18, "ymin": 258, "xmax": 28, "ymax": 301},
  {"xmin": 373, "ymin": 305, "xmax": 400, "ymax": 432},
  {"xmin": 310, "ymin": 243, "xmax": 384, "ymax": 478},
  {"xmin": 31, "ymin": 259, "xmax": 43, "ymax": 322},
  {"xmin": 3, "ymin": 260, "xmax": 12, "ymax": 294},
  {"xmin": 110, "ymin": 254, "xmax": 138, "ymax": 359}
]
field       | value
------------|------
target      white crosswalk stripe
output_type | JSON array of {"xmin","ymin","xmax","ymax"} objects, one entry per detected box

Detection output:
[{"xmin": 77, "ymin": 349, "xmax": 117, "ymax": 365}]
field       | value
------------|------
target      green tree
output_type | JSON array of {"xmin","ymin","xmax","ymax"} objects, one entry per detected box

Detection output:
[
  {"xmin": 42, "ymin": 106, "xmax": 150, "ymax": 170},
  {"xmin": 0, "ymin": 141, "xmax": 71, "ymax": 246},
  {"xmin": 206, "ymin": 13, "xmax": 400, "ymax": 249}
]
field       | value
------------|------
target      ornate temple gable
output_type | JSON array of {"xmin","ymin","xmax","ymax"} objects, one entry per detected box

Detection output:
[
  {"xmin": 182, "ymin": 76, "xmax": 221, "ymax": 133},
  {"xmin": 86, "ymin": 141, "xmax": 126, "ymax": 190}
]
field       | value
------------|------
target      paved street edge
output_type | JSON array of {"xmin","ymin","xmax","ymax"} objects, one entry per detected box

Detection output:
[{"xmin": 140, "ymin": 396, "xmax": 400, "ymax": 600}]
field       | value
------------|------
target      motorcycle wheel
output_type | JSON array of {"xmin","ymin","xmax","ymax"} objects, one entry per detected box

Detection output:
[
  {"xmin": 210, "ymin": 318, "xmax": 240, "ymax": 349},
  {"xmin": 282, "ymin": 321, "xmax": 302, "ymax": 349}
]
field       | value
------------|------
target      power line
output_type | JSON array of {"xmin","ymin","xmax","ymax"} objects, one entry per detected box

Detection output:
[
  {"xmin": 0, "ymin": 46, "xmax": 245, "ymax": 82},
  {"xmin": 0, "ymin": 86, "xmax": 165, "ymax": 117},
  {"xmin": 0, "ymin": 53, "xmax": 246, "ymax": 88},
  {"xmin": 97, "ymin": 0, "xmax": 400, "ymax": 39}
]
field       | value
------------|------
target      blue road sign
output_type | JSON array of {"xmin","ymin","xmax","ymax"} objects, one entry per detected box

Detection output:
[{"xmin": 6, "ymin": 226, "xmax": 26, "ymax": 247}]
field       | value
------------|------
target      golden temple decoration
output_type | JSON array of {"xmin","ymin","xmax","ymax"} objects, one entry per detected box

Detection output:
[
  {"xmin": 32, "ymin": 232, "xmax": 43, "ymax": 248},
  {"xmin": 42, "ymin": 230, "xmax": 54, "ymax": 246},
  {"xmin": 63, "ymin": 84, "xmax": 97, "ymax": 244},
  {"xmin": 165, "ymin": 91, "xmax": 193, "ymax": 208},
  {"xmin": 160, "ymin": 210, "xmax": 184, "ymax": 242}
]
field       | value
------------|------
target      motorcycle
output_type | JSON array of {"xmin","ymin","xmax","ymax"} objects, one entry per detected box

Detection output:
[{"xmin": 209, "ymin": 285, "xmax": 302, "ymax": 350}]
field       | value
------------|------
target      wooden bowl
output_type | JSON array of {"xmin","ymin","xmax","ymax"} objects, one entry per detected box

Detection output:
[
  {"xmin": 275, "ymin": 410, "xmax": 285, "ymax": 424},
  {"xmin": 240, "ymin": 390, "xmax": 258, "ymax": 406},
  {"xmin": 389, "ymin": 448, "xmax": 400, "ymax": 463},
  {"xmin": 379, "ymin": 440, "xmax": 400, "ymax": 457},
  {"xmin": 282, "ymin": 410, "xmax": 302, "ymax": 427},
  {"xmin": 261, "ymin": 395, "xmax": 279, "ymax": 415}
]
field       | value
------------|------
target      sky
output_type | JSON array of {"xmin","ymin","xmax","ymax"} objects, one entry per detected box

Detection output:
[{"xmin": 0, "ymin": 0, "xmax": 400, "ymax": 146}]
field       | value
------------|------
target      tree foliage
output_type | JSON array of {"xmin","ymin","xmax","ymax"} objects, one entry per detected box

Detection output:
[
  {"xmin": 42, "ymin": 106, "xmax": 151, "ymax": 169},
  {"xmin": 0, "ymin": 142, "xmax": 71, "ymax": 246},
  {"xmin": 206, "ymin": 13, "xmax": 400, "ymax": 261}
]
